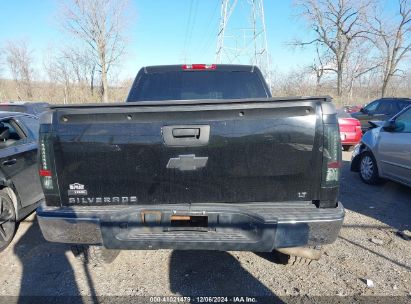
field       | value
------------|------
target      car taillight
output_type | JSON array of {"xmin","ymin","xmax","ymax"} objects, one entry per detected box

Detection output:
[
  {"xmin": 39, "ymin": 169, "xmax": 52, "ymax": 177},
  {"xmin": 39, "ymin": 138, "xmax": 54, "ymax": 190},
  {"xmin": 182, "ymin": 64, "xmax": 217, "ymax": 70},
  {"xmin": 38, "ymin": 113, "xmax": 61, "ymax": 206},
  {"xmin": 322, "ymin": 123, "xmax": 342, "ymax": 185}
]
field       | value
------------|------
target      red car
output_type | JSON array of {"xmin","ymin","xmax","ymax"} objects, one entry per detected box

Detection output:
[{"xmin": 337, "ymin": 109, "xmax": 362, "ymax": 151}]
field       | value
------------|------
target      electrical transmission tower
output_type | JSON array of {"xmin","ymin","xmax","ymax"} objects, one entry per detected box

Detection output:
[{"xmin": 216, "ymin": 0, "xmax": 272, "ymax": 87}]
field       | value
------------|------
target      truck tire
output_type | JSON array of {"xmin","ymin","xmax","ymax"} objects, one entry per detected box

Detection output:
[
  {"xmin": 359, "ymin": 152, "xmax": 381, "ymax": 184},
  {"xmin": 71, "ymin": 245, "xmax": 119, "ymax": 266},
  {"xmin": 0, "ymin": 189, "xmax": 17, "ymax": 252}
]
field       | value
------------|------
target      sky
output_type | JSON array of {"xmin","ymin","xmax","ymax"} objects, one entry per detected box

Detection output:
[{"xmin": 0, "ymin": 0, "xmax": 397, "ymax": 81}]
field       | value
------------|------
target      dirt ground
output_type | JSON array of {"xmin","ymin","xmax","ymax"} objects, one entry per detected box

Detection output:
[{"xmin": 0, "ymin": 151, "xmax": 410, "ymax": 303}]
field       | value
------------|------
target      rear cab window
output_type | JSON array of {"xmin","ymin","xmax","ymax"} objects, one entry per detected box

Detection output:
[{"xmin": 127, "ymin": 67, "xmax": 270, "ymax": 102}]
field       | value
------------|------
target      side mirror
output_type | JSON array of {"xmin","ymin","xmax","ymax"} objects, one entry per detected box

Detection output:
[
  {"xmin": 360, "ymin": 107, "xmax": 367, "ymax": 113},
  {"xmin": 382, "ymin": 120, "xmax": 396, "ymax": 132}
]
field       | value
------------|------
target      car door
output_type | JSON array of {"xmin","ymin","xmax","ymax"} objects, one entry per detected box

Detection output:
[
  {"xmin": 0, "ymin": 116, "xmax": 42, "ymax": 208},
  {"xmin": 377, "ymin": 107, "xmax": 411, "ymax": 185}
]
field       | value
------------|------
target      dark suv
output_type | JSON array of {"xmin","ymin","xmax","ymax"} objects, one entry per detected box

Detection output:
[{"xmin": 351, "ymin": 98, "xmax": 411, "ymax": 132}]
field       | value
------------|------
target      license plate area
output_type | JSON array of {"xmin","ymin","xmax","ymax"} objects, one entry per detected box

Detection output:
[{"xmin": 169, "ymin": 215, "xmax": 209, "ymax": 231}]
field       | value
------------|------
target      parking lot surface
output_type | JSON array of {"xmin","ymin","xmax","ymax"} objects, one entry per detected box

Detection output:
[{"xmin": 0, "ymin": 151, "xmax": 410, "ymax": 301}]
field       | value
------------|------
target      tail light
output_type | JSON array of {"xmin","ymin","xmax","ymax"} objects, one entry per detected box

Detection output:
[
  {"xmin": 182, "ymin": 64, "xmax": 217, "ymax": 70},
  {"xmin": 322, "ymin": 123, "xmax": 342, "ymax": 185},
  {"xmin": 317, "ymin": 122, "xmax": 342, "ymax": 208},
  {"xmin": 38, "ymin": 134, "xmax": 60, "ymax": 206},
  {"xmin": 39, "ymin": 137, "xmax": 54, "ymax": 190},
  {"xmin": 38, "ymin": 112, "xmax": 60, "ymax": 206}
]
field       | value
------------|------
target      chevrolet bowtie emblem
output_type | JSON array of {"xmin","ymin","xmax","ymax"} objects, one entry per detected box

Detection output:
[{"xmin": 166, "ymin": 154, "xmax": 208, "ymax": 171}]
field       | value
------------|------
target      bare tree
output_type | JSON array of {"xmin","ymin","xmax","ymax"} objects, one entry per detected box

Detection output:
[
  {"xmin": 370, "ymin": 0, "xmax": 411, "ymax": 97},
  {"xmin": 60, "ymin": 0, "xmax": 132, "ymax": 102},
  {"xmin": 0, "ymin": 50, "xmax": 4, "ymax": 101},
  {"xmin": 308, "ymin": 43, "xmax": 336, "ymax": 93},
  {"xmin": 61, "ymin": 47, "xmax": 97, "ymax": 96},
  {"xmin": 43, "ymin": 48, "xmax": 73, "ymax": 104},
  {"xmin": 343, "ymin": 39, "xmax": 380, "ymax": 99},
  {"xmin": 5, "ymin": 40, "xmax": 34, "ymax": 99},
  {"xmin": 0, "ymin": 49, "xmax": 4, "ymax": 77},
  {"xmin": 293, "ymin": 0, "xmax": 372, "ymax": 97}
]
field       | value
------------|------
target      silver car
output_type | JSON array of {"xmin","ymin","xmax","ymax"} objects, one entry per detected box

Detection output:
[{"xmin": 351, "ymin": 105, "xmax": 411, "ymax": 187}]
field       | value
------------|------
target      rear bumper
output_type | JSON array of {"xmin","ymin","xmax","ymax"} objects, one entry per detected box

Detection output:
[{"xmin": 37, "ymin": 202, "xmax": 344, "ymax": 252}]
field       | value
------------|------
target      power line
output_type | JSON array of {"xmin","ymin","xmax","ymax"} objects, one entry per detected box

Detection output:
[
  {"xmin": 215, "ymin": 0, "xmax": 272, "ymax": 87},
  {"xmin": 183, "ymin": 0, "xmax": 195, "ymax": 62},
  {"xmin": 182, "ymin": 0, "xmax": 199, "ymax": 63},
  {"xmin": 197, "ymin": 1, "xmax": 220, "ymax": 58},
  {"xmin": 186, "ymin": 0, "xmax": 199, "ymax": 54}
]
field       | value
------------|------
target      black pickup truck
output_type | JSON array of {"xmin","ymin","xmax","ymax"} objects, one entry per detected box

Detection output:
[{"xmin": 37, "ymin": 64, "xmax": 344, "ymax": 264}]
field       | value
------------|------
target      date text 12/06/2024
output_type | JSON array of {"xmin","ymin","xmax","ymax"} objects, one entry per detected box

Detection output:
[{"xmin": 149, "ymin": 297, "xmax": 258, "ymax": 303}]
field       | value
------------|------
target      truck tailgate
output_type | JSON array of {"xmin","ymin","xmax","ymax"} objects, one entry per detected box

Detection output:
[{"xmin": 48, "ymin": 99, "xmax": 322, "ymax": 206}]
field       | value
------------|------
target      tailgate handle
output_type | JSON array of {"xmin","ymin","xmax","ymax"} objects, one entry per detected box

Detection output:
[
  {"xmin": 172, "ymin": 128, "xmax": 200, "ymax": 138},
  {"xmin": 162, "ymin": 125, "xmax": 210, "ymax": 147}
]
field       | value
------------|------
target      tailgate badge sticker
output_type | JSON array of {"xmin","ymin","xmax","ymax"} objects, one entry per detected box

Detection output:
[
  {"xmin": 68, "ymin": 183, "xmax": 88, "ymax": 196},
  {"xmin": 167, "ymin": 154, "xmax": 208, "ymax": 171},
  {"xmin": 298, "ymin": 192, "xmax": 307, "ymax": 198}
]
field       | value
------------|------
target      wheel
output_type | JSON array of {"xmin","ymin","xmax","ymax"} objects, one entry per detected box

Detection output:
[
  {"xmin": 71, "ymin": 244, "xmax": 119, "ymax": 266},
  {"xmin": 0, "ymin": 189, "xmax": 17, "ymax": 252},
  {"xmin": 359, "ymin": 152, "xmax": 381, "ymax": 184},
  {"xmin": 342, "ymin": 145, "xmax": 352, "ymax": 151}
]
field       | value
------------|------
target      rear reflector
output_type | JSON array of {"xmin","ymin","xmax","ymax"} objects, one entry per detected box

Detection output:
[
  {"xmin": 39, "ymin": 169, "xmax": 52, "ymax": 177},
  {"xmin": 182, "ymin": 64, "xmax": 216, "ymax": 70}
]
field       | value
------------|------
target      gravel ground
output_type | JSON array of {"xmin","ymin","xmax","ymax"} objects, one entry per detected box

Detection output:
[{"xmin": 0, "ymin": 151, "xmax": 410, "ymax": 302}]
